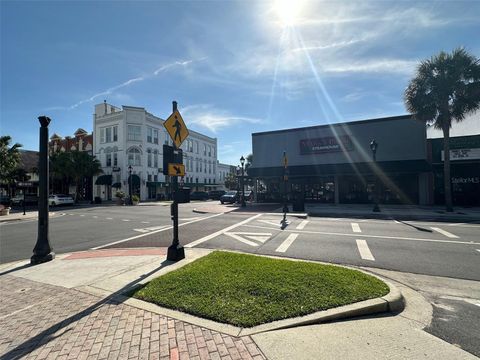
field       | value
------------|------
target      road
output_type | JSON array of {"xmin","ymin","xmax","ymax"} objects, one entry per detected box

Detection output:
[{"xmin": 1, "ymin": 201, "xmax": 479, "ymax": 356}]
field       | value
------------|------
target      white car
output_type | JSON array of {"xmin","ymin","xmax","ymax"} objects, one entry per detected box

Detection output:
[{"xmin": 48, "ymin": 194, "xmax": 74, "ymax": 206}]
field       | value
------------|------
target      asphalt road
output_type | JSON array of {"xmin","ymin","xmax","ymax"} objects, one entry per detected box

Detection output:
[{"xmin": 1, "ymin": 202, "xmax": 479, "ymax": 356}]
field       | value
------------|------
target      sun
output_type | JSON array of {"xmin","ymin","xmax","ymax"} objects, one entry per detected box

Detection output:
[{"xmin": 274, "ymin": 0, "xmax": 303, "ymax": 27}]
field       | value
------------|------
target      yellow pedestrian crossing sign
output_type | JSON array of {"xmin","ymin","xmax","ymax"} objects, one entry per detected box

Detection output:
[
  {"xmin": 168, "ymin": 163, "xmax": 185, "ymax": 177},
  {"xmin": 164, "ymin": 109, "xmax": 189, "ymax": 148}
]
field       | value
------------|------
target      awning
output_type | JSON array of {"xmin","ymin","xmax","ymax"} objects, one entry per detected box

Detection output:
[
  {"xmin": 247, "ymin": 160, "xmax": 432, "ymax": 177},
  {"xmin": 128, "ymin": 174, "xmax": 140, "ymax": 186},
  {"xmin": 112, "ymin": 182, "xmax": 122, "ymax": 188},
  {"xmin": 95, "ymin": 175, "xmax": 112, "ymax": 185}
]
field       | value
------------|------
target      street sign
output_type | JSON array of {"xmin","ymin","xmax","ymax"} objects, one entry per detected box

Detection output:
[
  {"xmin": 168, "ymin": 163, "xmax": 185, "ymax": 177},
  {"xmin": 163, "ymin": 145, "xmax": 183, "ymax": 175},
  {"xmin": 164, "ymin": 109, "xmax": 189, "ymax": 148}
]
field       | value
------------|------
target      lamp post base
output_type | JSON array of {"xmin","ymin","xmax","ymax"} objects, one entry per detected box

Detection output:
[
  {"xmin": 167, "ymin": 245, "xmax": 185, "ymax": 261},
  {"xmin": 31, "ymin": 252, "xmax": 55, "ymax": 265}
]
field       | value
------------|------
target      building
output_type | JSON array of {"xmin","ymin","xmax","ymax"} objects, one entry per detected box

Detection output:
[
  {"xmin": 216, "ymin": 162, "xmax": 236, "ymax": 191},
  {"xmin": 427, "ymin": 111, "xmax": 480, "ymax": 206},
  {"xmin": 48, "ymin": 129, "xmax": 94, "ymax": 199},
  {"xmin": 93, "ymin": 101, "xmax": 218, "ymax": 201},
  {"xmin": 248, "ymin": 115, "xmax": 433, "ymax": 205}
]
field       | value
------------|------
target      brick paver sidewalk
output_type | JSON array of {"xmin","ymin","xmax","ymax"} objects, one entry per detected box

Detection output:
[{"xmin": 0, "ymin": 275, "xmax": 266, "ymax": 360}]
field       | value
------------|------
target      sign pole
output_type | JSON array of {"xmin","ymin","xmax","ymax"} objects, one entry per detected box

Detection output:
[{"xmin": 167, "ymin": 101, "xmax": 185, "ymax": 261}]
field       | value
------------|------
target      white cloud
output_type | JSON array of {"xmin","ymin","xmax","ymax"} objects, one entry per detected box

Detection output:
[{"xmin": 182, "ymin": 104, "xmax": 263, "ymax": 133}]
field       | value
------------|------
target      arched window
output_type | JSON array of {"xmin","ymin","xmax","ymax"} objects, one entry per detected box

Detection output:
[{"xmin": 128, "ymin": 148, "xmax": 141, "ymax": 166}]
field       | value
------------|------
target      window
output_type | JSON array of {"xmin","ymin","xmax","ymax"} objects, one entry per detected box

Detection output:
[
  {"xmin": 148, "ymin": 174, "xmax": 152, "ymax": 182},
  {"xmin": 203, "ymin": 144, "xmax": 207, "ymax": 155},
  {"xmin": 196, "ymin": 159, "xmax": 199, "ymax": 172},
  {"xmin": 153, "ymin": 129, "xmax": 159, "ymax": 144},
  {"xmin": 154, "ymin": 174, "xmax": 158, "ymax": 182},
  {"xmin": 199, "ymin": 159, "xmax": 202, "ymax": 172},
  {"xmin": 208, "ymin": 145, "xmax": 211, "ymax": 157},
  {"xmin": 128, "ymin": 148, "xmax": 141, "ymax": 166},
  {"xmin": 106, "ymin": 153, "xmax": 112, "ymax": 167},
  {"xmin": 147, "ymin": 127, "xmax": 152, "ymax": 143},
  {"xmin": 204, "ymin": 159, "xmax": 207, "ymax": 173},
  {"xmin": 147, "ymin": 149, "xmax": 152, "ymax": 167},
  {"xmin": 128, "ymin": 125, "xmax": 141, "ymax": 141},
  {"xmin": 100, "ymin": 125, "xmax": 118, "ymax": 143},
  {"xmin": 154, "ymin": 150, "xmax": 158, "ymax": 168},
  {"xmin": 113, "ymin": 153, "xmax": 118, "ymax": 167},
  {"xmin": 165, "ymin": 133, "xmax": 169, "ymax": 145},
  {"xmin": 195, "ymin": 141, "xmax": 199, "ymax": 153}
]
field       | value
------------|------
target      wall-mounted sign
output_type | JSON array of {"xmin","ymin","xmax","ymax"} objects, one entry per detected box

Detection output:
[
  {"xmin": 112, "ymin": 167, "xmax": 121, "ymax": 172},
  {"xmin": 452, "ymin": 177, "xmax": 479, "ymax": 184},
  {"xmin": 300, "ymin": 136, "xmax": 353, "ymax": 155},
  {"xmin": 441, "ymin": 148, "xmax": 480, "ymax": 161}
]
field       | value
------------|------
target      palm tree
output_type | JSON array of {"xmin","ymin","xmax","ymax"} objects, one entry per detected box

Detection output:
[
  {"xmin": 0, "ymin": 136, "xmax": 22, "ymax": 196},
  {"xmin": 404, "ymin": 48, "xmax": 480, "ymax": 212}
]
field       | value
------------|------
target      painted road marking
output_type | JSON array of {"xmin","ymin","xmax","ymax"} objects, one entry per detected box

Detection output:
[
  {"xmin": 476, "ymin": 249, "xmax": 480, "ymax": 253},
  {"xmin": 122, "ymin": 219, "xmax": 130, "ymax": 222},
  {"xmin": 431, "ymin": 227, "xmax": 459, "ymax": 238},
  {"xmin": 258, "ymin": 219, "xmax": 285, "ymax": 227},
  {"xmin": 351, "ymin": 223, "xmax": 361, "ymax": 233},
  {"xmin": 394, "ymin": 220, "xmax": 401, "ymax": 224},
  {"xmin": 296, "ymin": 220, "xmax": 309, "ymax": 230},
  {"xmin": 241, "ymin": 224, "xmax": 479, "ymax": 246},
  {"xmin": 224, "ymin": 232, "xmax": 271, "ymax": 247},
  {"xmin": 141, "ymin": 221, "xmax": 150, "ymax": 224},
  {"xmin": 92, "ymin": 213, "xmax": 224, "ymax": 250},
  {"xmin": 440, "ymin": 295, "xmax": 480, "ymax": 307},
  {"xmin": 185, "ymin": 214, "xmax": 263, "ymax": 248},
  {"xmin": 356, "ymin": 239, "xmax": 375, "ymax": 261},
  {"xmin": 106, "ymin": 218, "xmax": 113, "ymax": 220},
  {"xmin": 276, "ymin": 233, "xmax": 299, "ymax": 253},
  {"xmin": 133, "ymin": 229, "xmax": 149, "ymax": 233},
  {"xmin": 80, "ymin": 215, "xmax": 85, "ymax": 217}
]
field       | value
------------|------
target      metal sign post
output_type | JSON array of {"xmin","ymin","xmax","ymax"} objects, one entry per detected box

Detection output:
[{"xmin": 164, "ymin": 101, "xmax": 188, "ymax": 261}]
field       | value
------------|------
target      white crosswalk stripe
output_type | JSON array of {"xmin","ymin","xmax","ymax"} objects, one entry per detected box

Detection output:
[
  {"xmin": 351, "ymin": 223, "xmax": 361, "ymax": 233},
  {"xmin": 276, "ymin": 233, "xmax": 299, "ymax": 253},
  {"xmin": 356, "ymin": 239, "xmax": 375, "ymax": 261},
  {"xmin": 431, "ymin": 227, "xmax": 459, "ymax": 238},
  {"xmin": 296, "ymin": 220, "xmax": 309, "ymax": 230}
]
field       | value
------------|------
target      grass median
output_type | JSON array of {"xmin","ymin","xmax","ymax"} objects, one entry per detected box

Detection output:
[{"xmin": 131, "ymin": 251, "xmax": 389, "ymax": 327}]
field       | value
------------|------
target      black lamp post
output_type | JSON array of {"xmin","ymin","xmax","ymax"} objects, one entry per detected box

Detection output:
[
  {"xmin": 31, "ymin": 116, "xmax": 55, "ymax": 264},
  {"xmin": 240, "ymin": 156, "xmax": 246, "ymax": 207},
  {"xmin": 370, "ymin": 140, "xmax": 380, "ymax": 212},
  {"xmin": 128, "ymin": 165, "xmax": 133, "ymax": 205}
]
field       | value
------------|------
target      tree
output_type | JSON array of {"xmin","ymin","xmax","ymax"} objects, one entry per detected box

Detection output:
[
  {"xmin": 70, "ymin": 151, "xmax": 102, "ymax": 201},
  {"xmin": 0, "ymin": 136, "xmax": 22, "ymax": 195},
  {"xmin": 50, "ymin": 152, "xmax": 74, "ymax": 195},
  {"xmin": 224, "ymin": 172, "xmax": 238, "ymax": 190},
  {"xmin": 404, "ymin": 48, "xmax": 480, "ymax": 212}
]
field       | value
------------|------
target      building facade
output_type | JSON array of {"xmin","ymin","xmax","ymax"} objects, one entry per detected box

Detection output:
[
  {"xmin": 248, "ymin": 115, "xmax": 432, "ymax": 205},
  {"xmin": 216, "ymin": 162, "xmax": 236, "ymax": 191},
  {"xmin": 93, "ymin": 101, "xmax": 218, "ymax": 201}
]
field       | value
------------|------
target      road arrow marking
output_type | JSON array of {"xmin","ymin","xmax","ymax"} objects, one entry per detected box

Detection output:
[
  {"xmin": 276, "ymin": 233, "xmax": 298, "ymax": 253},
  {"xmin": 431, "ymin": 227, "xmax": 459, "ymax": 238},
  {"xmin": 356, "ymin": 239, "xmax": 375, "ymax": 261}
]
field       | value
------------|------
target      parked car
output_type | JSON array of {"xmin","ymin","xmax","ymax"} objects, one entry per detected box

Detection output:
[
  {"xmin": 220, "ymin": 191, "xmax": 239, "ymax": 204},
  {"xmin": 11, "ymin": 194, "xmax": 39, "ymax": 205},
  {"xmin": 208, "ymin": 190, "xmax": 226, "ymax": 200},
  {"xmin": 190, "ymin": 191, "xmax": 209, "ymax": 201},
  {"xmin": 48, "ymin": 194, "xmax": 74, "ymax": 206}
]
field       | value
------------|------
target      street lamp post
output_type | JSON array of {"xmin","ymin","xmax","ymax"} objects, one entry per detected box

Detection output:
[
  {"xmin": 128, "ymin": 165, "xmax": 133, "ymax": 205},
  {"xmin": 240, "ymin": 156, "xmax": 246, "ymax": 207},
  {"xmin": 282, "ymin": 151, "xmax": 288, "ymax": 219},
  {"xmin": 31, "ymin": 116, "xmax": 55, "ymax": 264},
  {"xmin": 370, "ymin": 140, "xmax": 381, "ymax": 212}
]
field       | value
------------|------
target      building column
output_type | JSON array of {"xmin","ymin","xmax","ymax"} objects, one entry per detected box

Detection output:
[{"xmin": 334, "ymin": 175, "xmax": 340, "ymax": 204}]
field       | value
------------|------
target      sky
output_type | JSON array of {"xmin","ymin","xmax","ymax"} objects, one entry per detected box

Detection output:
[{"xmin": 1, "ymin": 0, "xmax": 479, "ymax": 166}]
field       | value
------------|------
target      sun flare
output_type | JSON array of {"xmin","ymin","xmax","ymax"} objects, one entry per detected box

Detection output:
[{"xmin": 274, "ymin": 0, "xmax": 303, "ymax": 27}]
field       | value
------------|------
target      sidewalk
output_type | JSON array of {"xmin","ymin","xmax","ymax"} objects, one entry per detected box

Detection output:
[
  {"xmin": 0, "ymin": 210, "xmax": 41, "ymax": 223},
  {"xmin": 305, "ymin": 203, "xmax": 480, "ymax": 222},
  {"xmin": 0, "ymin": 249, "xmax": 476, "ymax": 359}
]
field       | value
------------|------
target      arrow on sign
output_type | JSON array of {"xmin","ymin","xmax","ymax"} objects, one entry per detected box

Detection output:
[{"xmin": 224, "ymin": 232, "xmax": 272, "ymax": 246}]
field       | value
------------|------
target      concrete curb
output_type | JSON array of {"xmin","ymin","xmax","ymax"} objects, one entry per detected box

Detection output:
[
  {"xmin": 79, "ymin": 252, "xmax": 403, "ymax": 338},
  {"xmin": 308, "ymin": 211, "xmax": 480, "ymax": 222},
  {"xmin": 0, "ymin": 212, "xmax": 59, "ymax": 223},
  {"xmin": 192, "ymin": 208, "xmax": 308, "ymax": 219}
]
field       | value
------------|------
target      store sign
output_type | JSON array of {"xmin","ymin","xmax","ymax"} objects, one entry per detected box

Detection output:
[
  {"xmin": 300, "ymin": 136, "xmax": 353, "ymax": 155},
  {"xmin": 441, "ymin": 148, "xmax": 480, "ymax": 161},
  {"xmin": 452, "ymin": 177, "xmax": 479, "ymax": 184}
]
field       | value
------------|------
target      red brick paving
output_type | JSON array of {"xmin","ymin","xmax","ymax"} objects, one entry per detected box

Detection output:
[{"xmin": 0, "ymin": 275, "xmax": 266, "ymax": 360}]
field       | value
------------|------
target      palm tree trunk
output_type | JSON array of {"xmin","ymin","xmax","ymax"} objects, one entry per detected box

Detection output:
[{"xmin": 442, "ymin": 125, "xmax": 453, "ymax": 212}]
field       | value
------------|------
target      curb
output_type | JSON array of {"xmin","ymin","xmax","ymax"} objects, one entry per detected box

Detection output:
[
  {"xmin": 193, "ymin": 208, "xmax": 308, "ymax": 219},
  {"xmin": 0, "ymin": 212, "xmax": 59, "ymax": 223}
]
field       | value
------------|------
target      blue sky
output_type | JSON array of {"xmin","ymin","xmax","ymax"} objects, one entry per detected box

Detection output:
[{"xmin": 1, "ymin": 0, "xmax": 479, "ymax": 165}]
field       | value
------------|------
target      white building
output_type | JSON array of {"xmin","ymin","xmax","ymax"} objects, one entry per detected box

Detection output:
[
  {"xmin": 93, "ymin": 101, "xmax": 218, "ymax": 201},
  {"xmin": 216, "ymin": 162, "xmax": 235, "ymax": 191}
]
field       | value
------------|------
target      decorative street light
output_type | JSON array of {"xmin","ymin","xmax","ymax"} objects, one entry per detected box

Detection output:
[
  {"xmin": 128, "ymin": 165, "xmax": 133, "ymax": 205},
  {"xmin": 370, "ymin": 140, "xmax": 380, "ymax": 212},
  {"xmin": 240, "ymin": 156, "xmax": 246, "ymax": 207}
]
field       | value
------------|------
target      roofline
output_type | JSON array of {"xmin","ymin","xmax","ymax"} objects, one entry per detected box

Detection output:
[{"xmin": 252, "ymin": 114, "xmax": 415, "ymax": 137}]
